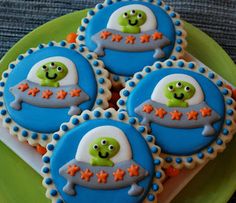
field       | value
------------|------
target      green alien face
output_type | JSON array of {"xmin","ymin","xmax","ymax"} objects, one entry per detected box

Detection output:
[
  {"xmin": 164, "ymin": 81, "xmax": 196, "ymax": 108},
  {"xmin": 89, "ymin": 137, "xmax": 120, "ymax": 167},
  {"xmin": 36, "ymin": 61, "xmax": 68, "ymax": 88},
  {"xmin": 118, "ymin": 9, "xmax": 147, "ymax": 34}
]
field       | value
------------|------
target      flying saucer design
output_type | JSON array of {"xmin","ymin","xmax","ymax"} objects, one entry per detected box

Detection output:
[
  {"xmin": 92, "ymin": 4, "xmax": 170, "ymax": 59},
  {"xmin": 59, "ymin": 126, "xmax": 149, "ymax": 196},
  {"xmin": 135, "ymin": 74, "xmax": 221, "ymax": 136},
  {"xmin": 9, "ymin": 57, "xmax": 89, "ymax": 116}
]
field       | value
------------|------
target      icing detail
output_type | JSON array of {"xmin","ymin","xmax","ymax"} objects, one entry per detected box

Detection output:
[
  {"xmin": 100, "ymin": 31, "xmax": 112, "ymax": 40},
  {"xmin": 89, "ymin": 137, "xmax": 120, "ymax": 167},
  {"xmin": 155, "ymin": 108, "xmax": 167, "ymax": 118},
  {"xmin": 28, "ymin": 88, "xmax": 40, "ymax": 97},
  {"xmin": 186, "ymin": 110, "xmax": 198, "ymax": 120},
  {"xmin": 96, "ymin": 170, "xmax": 109, "ymax": 183},
  {"xmin": 67, "ymin": 165, "xmax": 80, "ymax": 176},
  {"xmin": 170, "ymin": 110, "xmax": 182, "ymax": 120},
  {"xmin": 111, "ymin": 34, "xmax": 123, "ymax": 42},
  {"xmin": 70, "ymin": 89, "xmax": 81, "ymax": 97},
  {"xmin": 36, "ymin": 61, "xmax": 68, "ymax": 87},
  {"xmin": 142, "ymin": 104, "xmax": 153, "ymax": 113},
  {"xmin": 140, "ymin": 34, "xmax": 150, "ymax": 43},
  {"xmin": 118, "ymin": 9, "xmax": 147, "ymax": 34},
  {"xmin": 200, "ymin": 107, "xmax": 212, "ymax": 117},
  {"xmin": 152, "ymin": 32, "xmax": 163, "ymax": 40},
  {"xmin": 125, "ymin": 35, "xmax": 136, "ymax": 44},
  {"xmin": 56, "ymin": 90, "xmax": 68, "ymax": 100},
  {"xmin": 42, "ymin": 90, "xmax": 53, "ymax": 99},
  {"xmin": 18, "ymin": 83, "xmax": 29, "ymax": 92},
  {"xmin": 113, "ymin": 168, "xmax": 125, "ymax": 181},
  {"xmin": 80, "ymin": 169, "xmax": 94, "ymax": 182},
  {"xmin": 127, "ymin": 164, "xmax": 140, "ymax": 177}
]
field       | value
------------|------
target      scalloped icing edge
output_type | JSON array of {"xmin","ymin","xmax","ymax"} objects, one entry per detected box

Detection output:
[
  {"xmin": 0, "ymin": 41, "xmax": 112, "ymax": 147},
  {"xmin": 76, "ymin": 0, "xmax": 187, "ymax": 87},
  {"xmin": 117, "ymin": 59, "xmax": 236, "ymax": 169},
  {"xmin": 41, "ymin": 107, "xmax": 165, "ymax": 203}
]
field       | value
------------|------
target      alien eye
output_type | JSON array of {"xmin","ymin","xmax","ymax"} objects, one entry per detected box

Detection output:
[
  {"xmin": 168, "ymin": 85, "xmax": 174, "ymax": 91},
  {"xmin": 123, "ymin": 12, "xmax": 128, "ymax": 18},
  {"xmin": 130, "ymin": 10, "xmax": 136, "ymax": 15},
  {"xmin": 137, "ymin": 13, "xmax": 142, "ymax": 19},
  {"xmin": 93, "ymin": 144, "xmax": 99, "ymax": 150},
  {"xmin": 50, "ymin": 62, "xmax": 56, "ymax": 68},
  {"xmin": 184, "ymin": 86, "xmax": 191, "ymax": 92},
  {"xmin": 57, "ymin": 66, "xmax": 63, "ymax": 72},
  {"xmin": 108, "ymin": 145, "xmax": 114, "ymax": 151},
  {"xmin": 176, "ymin": 82, "xmax": 182, "ymax": 88},
  {"xmin": 101, "ymin": 139, "xmax": 107, "ymax": 145},
  {"xmin": 42, "ymin": 65, "xmax": 48, "ymax": 71}
]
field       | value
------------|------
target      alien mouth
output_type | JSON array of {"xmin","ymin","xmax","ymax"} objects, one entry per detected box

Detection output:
[
  {"xmin": 98, "ymin": 151, "xmax": 109, "ymax": 159},
  {"xmin": 46, "ymin": 72, "xmax": 57, "ymax": 80},
  {"xmin": 174, "ymin": 93, "xmax": 184, "ymax": 100},
  {"xmin": 128, "ymin": 19, "xmax": 138, "ymax": 26}
]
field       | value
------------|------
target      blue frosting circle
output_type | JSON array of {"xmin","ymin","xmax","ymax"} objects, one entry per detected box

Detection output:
[
  {"xmin": 126, "ymin": 68, "xmax": 225, "ymax": 156},
  {"xmin": 4, "ymin": 46, "xmax": 97, "ymax": 133},
  {"xmin": 51, "ymin": 119, "xmax": 154, "ymax": 203},
  {"xmin": 85, "ymin": 1, "xmax": 176, "ymax": 77}
]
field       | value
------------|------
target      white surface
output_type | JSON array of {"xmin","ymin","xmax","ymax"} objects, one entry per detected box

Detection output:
[
  {"xmin": 76, "ymin": 126, "xmax": 132, "ymax": 164},
  {"xmin": 0, "ymin": 124, "xmax": 43, "ymax": 174},
  {"xmin": 151, "ymin": 73, "xmax": 204, "ymax": 106},
  {"xmin": 107, "ymin": 4, "xmax": 157, "ymax": 32}
]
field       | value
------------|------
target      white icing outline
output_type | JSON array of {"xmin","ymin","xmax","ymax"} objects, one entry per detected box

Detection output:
[
  {"xmin": 27, "ymin": 56, "xmax": 78, "ymax": 86},
  {"xmin": 42, "ymin": 108, "xmax": 165, "ymax": 203},
  {"xmin": 107, "ymin": 4, "xmax": 157, "ymax": 32},
  {"xmin": 77, "ymin": 0, "xmax": 187, "ymax": 87},
  {"xmin": 76, "ymin": 125, "xmax": 132, "ymax": 164},
  {"xmin": 118, "ymin": 59, "xmax": 236, "ymax": 169},
  {"xmin": 0, "ymin": 41, "xmax": 112, "ymax": 147},
  {"xmin": 151, "ymin": 73, "xmax": 204, "ymax": 106}
]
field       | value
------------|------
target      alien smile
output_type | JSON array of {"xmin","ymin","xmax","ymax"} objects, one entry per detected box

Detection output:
[
  {"xmin": 128, "ymin": 19, "xmax": 138, "ymax": 26},
  {"xmin": 98, "ymin": 151, "xmax": 109, "ymax": 159},
  {"xmin": 45, "ymin": 72, "xmax": 57, "ymax": 80},
  {"xmin": 174, "ymin": 93, "xmax": 184, "ymax": 100}
]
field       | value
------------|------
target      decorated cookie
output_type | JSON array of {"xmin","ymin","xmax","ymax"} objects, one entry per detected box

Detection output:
[
  {"xmin": 118, "ymin": 60, "xmax": 236, "ymax": 169},
  {"xmin": 0, "ymin": 41, "xmax": 111, "ymax": 147},
  {"xmin": 77, "ymin": 0, "xmax": 187, "ymax": 86},
  {"xmin": 42, "ymin": 108, "xmax": 164, "ymax": 202}
]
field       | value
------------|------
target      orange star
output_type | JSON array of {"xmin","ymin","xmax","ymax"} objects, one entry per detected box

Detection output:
[
  {"xmin": 152, "ymin": 32, "xmax": 163, "ymax": 40},
  {"xmin": 126, "ymin": 36, "xmax": 136, "ymax": 44},
  {"xmin": 127, "ymin": 164, "xmax": 139, "ymax": 177},
  {"xmin": 155, "ymin": 108, "xmax": 167, "ymax": 118},
  {"xmin": 142, "ymin": 104, "xmax": 153, "ymax": 113},
  {"xmin": 18, "ymin": 83, "xmax": 29, "ymax": 92},
  {"xmin": 96, "ymin": 170, "xmax": 109, "ymax": 183},
  {"xmin": 67, "ymin": 165, "xmax": 80, "ymax": 176},
  {"xmin": 140, "ymin": 34, "xmax": 150, "ymax": 43},
  {"xmin": 28, "ymin": 88, "xmax": 40, "ymax": 97},
  {"xmin": 113, "ymin": 168, "xmax": 125, "ymax": 181},
  {"xmin": 70, "ymin": 89, "xmax": 81, "ymax": 97},
  {"xmin": 112, "ymin": 34, "xmax": 123, "ymax": 42},
  {"xmin": 80, "ymin": 168, "xmax": 93, "ymax": 182},
  {"xmin": 200, "ymin": 107, "xmax": 212, "ymax": 117},
  {"xmin": 42, "ymin": 90, "xmax": 53, "ymax": 99},
  {"xmin": 100, "ymin": 31, "xmax": 111, "ymax": 40},
  {"xmin": 57, "ymin": 90, "xmax": 67, "ymax": 100},
  {"xmin": 186, "ymin": 110, "xmax": 198, "ymax": 120},
  {"xmin": 170, "ymin": 110, "xmax": 182, "ymax": 120}
]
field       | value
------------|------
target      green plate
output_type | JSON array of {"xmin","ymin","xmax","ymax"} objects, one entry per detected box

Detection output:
[{"xmin": 1, "ymin": 9, "xmax": 236, "ymax": 203}]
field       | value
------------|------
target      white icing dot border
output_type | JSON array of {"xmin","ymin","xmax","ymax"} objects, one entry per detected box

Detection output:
[
  {"xmin": 0, "ymin": 41, "xmax": 112, "ymax": 147},
  {"xmin": 42, "ymin": 108, "xmax": 165, "ymax": 203},
  {"xmin": 76, "ymin": 0, "xmax": 187, "ymax": 87},
  {"xmin": 118, "ymin": 59, "xmax": 236, "ymax": 169}
]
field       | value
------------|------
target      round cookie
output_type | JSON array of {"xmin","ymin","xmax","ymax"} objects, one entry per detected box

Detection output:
[
  {"xmin": 0, "ymin": 41, "xmax": 111, "ymax": 147},
  {"xmin": 42, "ymin": 108, "xmax": 164, "ymax": 203},
  {"xmin": 118, "ymin": 60, "xmax": 236, "ymax": 169},
  {"xmin": 77, "ymin": 0, "xmax": 187, "ymax": 87}
]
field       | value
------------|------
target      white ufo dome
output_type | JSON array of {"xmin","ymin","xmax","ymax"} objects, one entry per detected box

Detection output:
[
  {"xmin": 27, "ymin": 56, "xmax": 78, "ymax": 86},
  {"xmin": 107, "ymin": 4, "xmax": 157, "ymax": 32},
  {"xmin": 151, "ymin": 74, "xmax": 204, "ymax": 106},
  {"xmin": 76, "ymin": 126, "xmax": 132, "ymax": 164}
]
